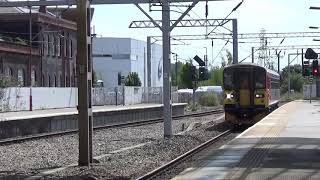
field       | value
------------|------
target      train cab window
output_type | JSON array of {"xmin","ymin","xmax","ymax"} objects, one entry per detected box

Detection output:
[
  {"xmin": 255, "ymin": 70, "xmax": 265, "ymax": 89},
  {"xmin": 223, "ymin": 69, "xmax": 234, "ymax": 89},
  {"xmin": 239, "ymin": 74, "xmax": 249, "ymax": 89}
]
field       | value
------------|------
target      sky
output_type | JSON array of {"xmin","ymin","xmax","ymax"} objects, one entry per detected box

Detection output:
[{"xmin": 91, "ymin": 0, "xmax": 320, "ymax": 69}]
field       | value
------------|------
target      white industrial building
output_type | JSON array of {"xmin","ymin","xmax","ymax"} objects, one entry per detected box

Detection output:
[{"xmin": 92, "ymin": 37, "xmax": 163, "ymax": 88}]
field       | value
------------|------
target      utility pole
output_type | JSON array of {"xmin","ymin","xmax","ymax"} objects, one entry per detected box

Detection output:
[
  {"xmin": 175, "ymin": 53, "xmax": 178, "ymax": 86},
  {"xmin": 251, "ymin": 47, "xmax": 254, "ymax": 63},
  {"xmin": 77, "ymin": 0, "xmax": 92, "ymax": 166},
  {"xmin": 29, "ymin": 6, "xmax": 33, "ymax": 111},
  {"xmin": 147, "ymin": 36, "xmax": 151, "ymax": 87},
  {"xmin": 288, "ymin": 54, "xmax": 290, "ymax": 99},
  {"xmin": 277, "ymin": 51, "xmax": 280, "ymax": 74},
  {"xmin": 162, "ymin": 0, "xmax": 172, "ymax": 138},
  {"xmin": 204, "ymin": 47, "xmax": 208, "ymax": 66},
  {"xmin": 232, "ymin": 19, "xmax": 238, "ymax": 64}
]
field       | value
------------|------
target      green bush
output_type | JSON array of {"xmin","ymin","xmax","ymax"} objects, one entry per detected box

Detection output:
[
  {"xmin": 125, "ymin": 72, "xmax": 141, "ymax": 86},
  {"xmin": 199, "ymin": 93, "xmax": 219, "ymax": 106}
]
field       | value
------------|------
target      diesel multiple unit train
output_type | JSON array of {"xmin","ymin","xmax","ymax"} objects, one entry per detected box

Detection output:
[{"xmin": 223, "ymin": 63, "xmax": 280, "ymax": 125}]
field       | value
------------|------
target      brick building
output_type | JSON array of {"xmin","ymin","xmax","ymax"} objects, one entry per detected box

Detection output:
[{"xmin": 0, "ymin": 6, "xmax": 77, "ymax": 87}]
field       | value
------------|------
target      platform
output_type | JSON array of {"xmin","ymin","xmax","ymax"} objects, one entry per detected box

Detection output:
[
  {"xmin": 0, "ymin": 103, "xmax": 186, "ymax": 140},
  {"xmin": 173, "ymin": 100, "xmax": 320, "ymax": 180}
]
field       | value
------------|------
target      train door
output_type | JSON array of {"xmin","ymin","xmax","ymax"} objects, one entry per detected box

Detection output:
[{"xmin": 238, "ymin": 71, "xmax": 252, "ymax": 107}]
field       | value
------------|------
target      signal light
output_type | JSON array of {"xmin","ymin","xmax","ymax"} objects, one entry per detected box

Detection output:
[
  {"xmin": 302, "ymin": 60, "xmax": 311, "ymax": 77},
  {"xmin": 303, "ymin": 68, "xmax": 311, "ymax": 77},
  {"xmin": 190, "ymin": 65, "xmax": 197, "ymax": 81},
  {"xmin": 313, "ymin": 68, "xmax": 319, "ymax": 76},
  {"xmin": 199, "ymin": 67, "xmax": 209, "ymax": 81},
  {"xmin": 312, "ymin": 60, "xmax": 319, "ymax": 76}
]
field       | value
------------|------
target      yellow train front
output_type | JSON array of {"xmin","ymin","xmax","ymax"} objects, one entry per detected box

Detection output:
[{"xmin": 223, "ymin": 63, "xmax": 280, "ymax": 125}]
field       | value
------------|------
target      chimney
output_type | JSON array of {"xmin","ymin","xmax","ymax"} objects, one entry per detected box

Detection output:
[{"xmin": 39, "ymin": 0, "xmax": 47, "ymax": 13}]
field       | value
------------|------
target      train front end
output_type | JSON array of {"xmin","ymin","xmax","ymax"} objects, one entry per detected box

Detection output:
[{"xmin": 223, "ymin": 64, "xmax": 268, "ymax": 125}]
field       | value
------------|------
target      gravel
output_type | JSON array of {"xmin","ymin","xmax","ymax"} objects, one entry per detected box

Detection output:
[{"xmin": 0, "ymin": 109, "xmax": 228, "ymax": 179}]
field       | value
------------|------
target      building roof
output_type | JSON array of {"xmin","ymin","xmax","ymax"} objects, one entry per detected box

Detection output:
[{"xmin": 0, "ymin": 6, "xmax": 76, "ymax": 30}]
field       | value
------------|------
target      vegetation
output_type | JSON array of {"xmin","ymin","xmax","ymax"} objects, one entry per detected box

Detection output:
[
  {"xmin": 198, "ymin": 66, "xmax": 224, "ymax": 86},
  {"xmin": 179, "ymin": 62, "xmax": 194, "ymax": 89},
  {"xmin": 280, "ymin": 64, "xmax": 304, "ymax": 94},
  {"xmin": 221, "ymin": 50, "xmax": 232, "ymax": 67},
  {"xmin": 0, "ymin": 75, "xmax": 17, "ymax": 88},
  {"xmin": 125, "ymin": 72, "xmax": 142, "ymax": 86},
  {"xmin": 199, "ymin": 93, "xmax": 220, "ymax": 106}
]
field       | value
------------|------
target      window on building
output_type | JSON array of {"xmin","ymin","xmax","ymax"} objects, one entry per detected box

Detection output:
[
  {"xmin": 41, "ymin": 36, "xmax": 45, "ymax": 55},
  {"xmin": 5, "ymin": 67, "xmax": 13, "ymax": 77},
  {"xmin": 48, "ymin": 75, "xmax": 51, "ymax": 87},
  {"xmin": 69, "ymin": 38, "xmax": 73, "ymax": 58},
  {"xmin": 42, "ymin": 73, "xmax": 45, "ymax": 86},
  {"xmin": 64, "ymin": 33, "xmax": 67, "ymax": 57},
  {"xmin": 54, "ymin": 34, "xmax": 60, "ymax": 57},
  {"xmin": 52, "ymin": 34, "xmax": 56, "ymax": 56},
  {"xmin": 59, "ymin": 35, "xmax": 62, "ymax": 57},
  {"xmin": 57, "ymin": 74, "xmax": 60, "ymax": 87},
  {"xmin": 44, "ymin": 35, "xmax": 48, "ymax": 56},
  {"xmin": 60, "ymin": 74, "xmax": 63, "ymax": 87},
  {"xmin": 31, "ymin": 69, "xmax": 36, "ymax": 86},
  {"xmin": 54, "ymin": 74, "xmax": 57, "ymax": 87},
  {"xmin": 47, "ymin": 34, "xmax": 51, "ymax": 56},
  {"xmin": 17, "ymin": 69, "xmax": 25, "ymax": 86},
  {"xmin": 66, "ymin": 76, "xmax": 69, "ymax": 87},
  {"xmin": 71, "ymin": 75, "xmax": 74, "ymax": 87}
]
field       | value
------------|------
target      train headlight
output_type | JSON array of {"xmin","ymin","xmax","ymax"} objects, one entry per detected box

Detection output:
[
  {"xmin": 255, "ymin": 94, "xmax": 264, "ymax": 98},
  {"xmin": 226, "ymin": 93, "xmax": 234, "ymax": 99}
]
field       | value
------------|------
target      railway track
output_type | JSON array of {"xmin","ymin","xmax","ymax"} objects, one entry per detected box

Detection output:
[
  {"xmin": 136, "ymin": 129, "xmax": 232, "ymax": 180},
  {"xmin": 0, "ymin": 109, "xmax": 224, "ymax": 145}
]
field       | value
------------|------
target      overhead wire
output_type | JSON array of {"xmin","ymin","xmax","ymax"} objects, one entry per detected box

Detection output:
[
  {"xmin": 207, "ymin": 0, "xmax": 244, "ymax": 36},
  {"xmin": 239, "ymin": 48, "xmax": 260, "ymax": 63},
  {"xmin": 211, "ymin": 40, "xmax": 230, "ymax": 66}
]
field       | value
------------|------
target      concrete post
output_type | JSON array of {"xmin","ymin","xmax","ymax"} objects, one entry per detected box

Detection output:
[
  {"xmin": 232, "ymin": 19, "xmax": 238, "ymax": 64},
  {"xmin": 162, "ymin": 0, "xmax": 172, "ymax": 138}
]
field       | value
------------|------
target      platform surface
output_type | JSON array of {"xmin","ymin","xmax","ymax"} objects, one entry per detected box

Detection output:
[
  {"xmin": 173, "ymin": 100, "xmax": 320, "ymax": 180},
  {"xmin": 0, "ymin": 103, "xmax": 186, "ymax": 121}
]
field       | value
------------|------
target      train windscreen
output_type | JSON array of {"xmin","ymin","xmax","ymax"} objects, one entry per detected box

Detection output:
[
  {"xmin": 223, "ymin": 68, "xmax": 234, "ymax": 90},
  {"xmin": 255, "ymin": 70, "xmax": 266, "ymax": 89}
]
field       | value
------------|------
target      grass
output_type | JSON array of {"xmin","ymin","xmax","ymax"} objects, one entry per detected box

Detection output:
[{"xmin": 280, "ymin": 92, "xmax": 303, "ymax": 101}]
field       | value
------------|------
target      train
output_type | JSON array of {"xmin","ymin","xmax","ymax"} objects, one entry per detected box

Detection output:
[{"xmin": 222, "ymin": 63, "xmax": 280, "ymax": 125}]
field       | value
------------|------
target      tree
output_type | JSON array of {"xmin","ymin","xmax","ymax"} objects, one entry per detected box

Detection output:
[
  {"xmin": 226, "ymin": 49, "xmax": 232, "ymax": 65},
  {"xmin": 171, "ymin": 61, "xmax": 184, "ymax": 87},
  {"xmin": 0, "ymin": 75, "xmax": 18, "ymax": 88},
  {"xmin": 180, "ymin": 62, "xmax": 194, "ymax": 89},
  {"xmin": 280, "ymin": 64, "xmax": 304, "ymax": 94},
  {"xmin": 125, "ymin": 72, "xmax": 142, "ymax": 86},
  {"xmin": 198, "ymin": 66, "xmax": 223, "ymax": 86}
]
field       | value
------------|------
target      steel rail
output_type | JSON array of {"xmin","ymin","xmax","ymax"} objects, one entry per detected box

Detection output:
[
  {"xmin": 0, "ymin": 109, "xmax": 224, "ymax": 145},
  {"xmin": 136, "ymin": 129, "xmax": 231, "ymax": 180}
]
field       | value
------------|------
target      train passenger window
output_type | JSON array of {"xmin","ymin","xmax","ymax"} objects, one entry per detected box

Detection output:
[
  {"xmin": 223, "ymin": 69, "xmax": 234, "ymax": 89},
  {"xmin": 255, "ymin": 70, "xmax": 265, "ymax": 89}
]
